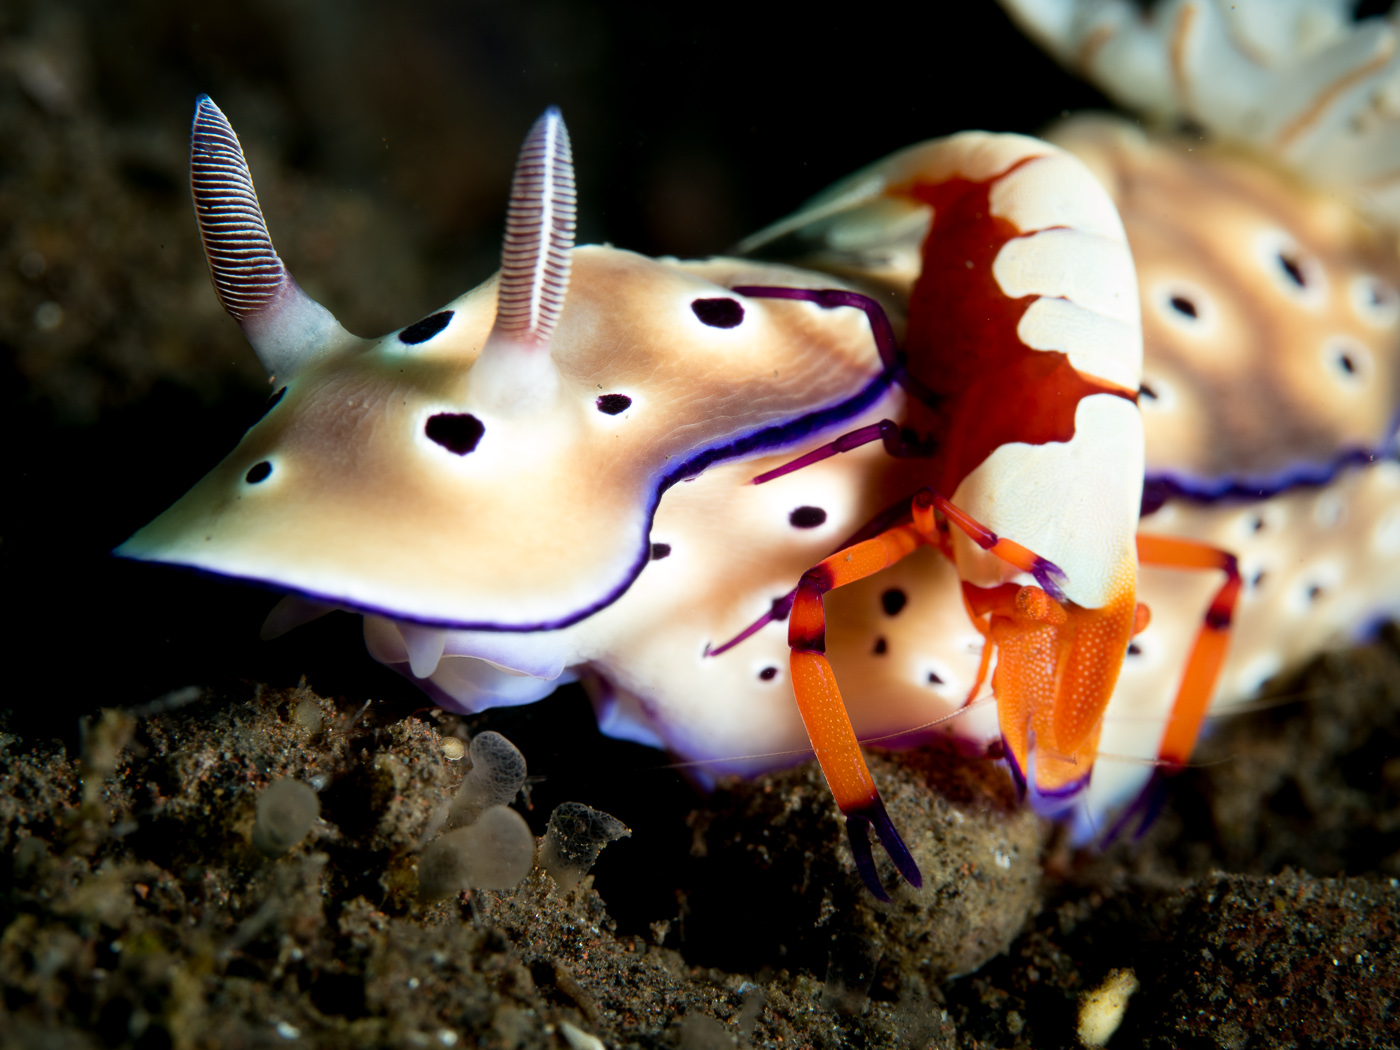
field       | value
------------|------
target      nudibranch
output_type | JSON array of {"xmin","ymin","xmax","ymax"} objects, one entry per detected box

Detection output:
[
  {"xmin": 996, "ymin": 0, "xmax": 1400, "ymax": 224},
  {"xmin": 119, "ymin": 98, "xmax": 904, "ymax": 647},
  {"xmin": 119, "ymin": 65, "xmax": 1400, "ymax": 897}
]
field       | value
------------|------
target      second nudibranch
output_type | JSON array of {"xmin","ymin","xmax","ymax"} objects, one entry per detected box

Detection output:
[{"xmin": 996, "ymin": 0, "xmax": 1400, "ymax": 226}]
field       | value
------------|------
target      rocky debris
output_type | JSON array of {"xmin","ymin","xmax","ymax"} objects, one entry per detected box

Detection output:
[{"xmin": 2, "ymin": 628, "xmax": 1396, "ymax": 1048}]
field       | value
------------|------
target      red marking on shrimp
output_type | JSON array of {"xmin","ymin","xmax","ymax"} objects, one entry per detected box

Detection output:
[{"xmin": 894, "ymin": 168, "xmax": 1132, "ymax": 492}]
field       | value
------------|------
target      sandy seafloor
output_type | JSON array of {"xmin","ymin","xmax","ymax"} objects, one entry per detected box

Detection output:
[{"xmin": 3, "ymin": 1, "xmax": 1399, "ymax": 1046}]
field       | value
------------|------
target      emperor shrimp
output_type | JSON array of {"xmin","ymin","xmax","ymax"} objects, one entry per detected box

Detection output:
[{"xmin": 732, "ymin": 135, "xmax": 1243, "ymax": 895}]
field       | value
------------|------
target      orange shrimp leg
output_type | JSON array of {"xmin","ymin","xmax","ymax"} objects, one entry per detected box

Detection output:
[
  {"xmin": 909, "ymin": 490, "xmax": 1070, "ymax": 601},
  {"xmin": 789, "ymin": 523, "xmax": 928, "ymax": 899},
  {"xmin": 1135, "ymin": 535, "xmax": 1243, "ymax": 768},
  {"xmin": 1103, "ymin": 535, "xmax": 1241, "ymax": 843}
]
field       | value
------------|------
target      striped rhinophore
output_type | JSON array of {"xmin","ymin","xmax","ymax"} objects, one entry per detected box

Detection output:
[
  {"xmin": 189, "ymin": 95, "xmax": 287, "ymax": 324},
  {"xmin": 188, "ymin": 95, "xmax": 353, "ymax": 381},
  {"xmin": 494, "ymin": 106, "xmax": 576, "ymax": 349}
]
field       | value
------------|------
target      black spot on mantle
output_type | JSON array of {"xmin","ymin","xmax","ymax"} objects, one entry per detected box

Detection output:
[
  {"xmin": 692, "ymin": 298, "xmax": 744, "ymax": 328},
  {"xmin": 426, "ymin": 412, "xmax": 485, "ymax": 455},
  {"xmin": 399, "ymin": 310, "xmax": 454, "ymax": 345},
  {"xmin": 881, "ymin": 588, "xmax": 907, "ymax": 616},
  {"xmin": 1277, "ymin": 252, "xmax": 1307, "ymax": 288},
  {"xmin": 1169, "ymin": 295, "xmax": 1197, "ymax": 319},
  {"xmin": 597, "ymin": 394, "xmax": 632, "ymax": 415},
  {"xmin": 789, "ymin": 506, "xmax": 826, "ymax": 529}
]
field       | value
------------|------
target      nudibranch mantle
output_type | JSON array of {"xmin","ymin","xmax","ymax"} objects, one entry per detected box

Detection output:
[
  {"xmin": 120, "ymin": 98, "xmax": 947, "ymax": 737},
  {"xmin": 118, "ymin": 248, "xmax": 895, "ymax": 631},
  {"xmin": 1047, "ymin": 116, "xmax": 1400, "ymax": 498},
  {"xmin": 118, "ymin": 102, "xmax": 908, "ymax": 646}
]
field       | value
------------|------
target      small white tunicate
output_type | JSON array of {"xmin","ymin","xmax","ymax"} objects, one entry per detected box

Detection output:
[
  {"xmin": 446, "ymin": 731, "xmax": 527, "ymax": 828},
  {"xmin": 417, "ymin": 805, "xmax": 536, "ymax": 899},
  {"xmin": 539, "ymin": 802, "xmax": 631, "ymax": 893},
  {"xmin": 252, "ymin": 779, "xmax": 320, "ymax": 857},
  {"xmin": 677, "ymin": 1012, "xmax": 735, "ymax": 1049},
  {"xmin": 293, "ymin": 698, "xmax": 325, "ymax": 731}
]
